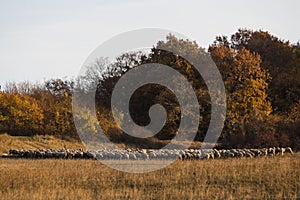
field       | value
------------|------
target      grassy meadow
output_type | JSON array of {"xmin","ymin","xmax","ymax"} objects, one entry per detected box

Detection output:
[
  {"xmin": 0, "ymin": 153, "xmax": 299, "ymax": 200},
  {"xmin": 0, "ymin": 134, "xmax": 84, "ymax": 154},
  {"xmin": 0, "ymin": 133, "xmax": 207, "ymax": 154}
]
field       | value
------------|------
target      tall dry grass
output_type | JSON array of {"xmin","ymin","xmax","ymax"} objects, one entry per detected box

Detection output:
[
  {"xmin": 0, "ymin": 133, "xmax": 84, "ymax": 154},
  {"xmin": 0, "ymin": 154, "xmax": 299, "ymax": 200}
]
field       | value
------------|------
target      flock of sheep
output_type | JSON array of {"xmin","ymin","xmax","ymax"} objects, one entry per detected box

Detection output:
[{"xmin": 4, "ymin": 147, "xmax": 294, "ymax": 160}]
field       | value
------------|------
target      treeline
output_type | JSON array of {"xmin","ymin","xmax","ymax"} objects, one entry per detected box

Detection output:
[
  {"xmin": 0, "ymin": 29, "xmax": 299, "ymax": 150},
  {"xmin": 0, "ymin": 80, "xmax": 76, "ymax": 139}
]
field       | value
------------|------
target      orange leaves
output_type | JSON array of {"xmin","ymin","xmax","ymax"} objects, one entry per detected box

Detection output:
[{"xmin": 0, "ymin": 93, "xmax": 44, "ymax": 135}]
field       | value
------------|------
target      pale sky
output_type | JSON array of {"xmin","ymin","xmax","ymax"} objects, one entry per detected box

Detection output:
[{"xmin": 0, "ymin": 0, "xmax": 299, "ymax": 86}]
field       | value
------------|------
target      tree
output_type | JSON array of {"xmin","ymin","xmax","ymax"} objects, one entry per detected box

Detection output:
[
  {"xmin": 0, "ymin": 93, "xmax": 44, "ymax": 135},
  {"xmin": 45, "ymin": 78, "xmax": 74, "ymax": 98},
  {"xmin": 214, "ymin": 29, "xmax": 300, "ymax": 114},
  {"xmin": 81, "ymin": 35, "xmax": 210, "ymax": 141},
  {"xmin": 209, "ymin": 44, "xmax": 272, "ymax": 146},
  {"xmin": 38, "ymin": 79, "xmax": 76, "ymax": 138},
  {"xmin": 148, "ymin": 34, "xmax": 210, "ymax": 140}
]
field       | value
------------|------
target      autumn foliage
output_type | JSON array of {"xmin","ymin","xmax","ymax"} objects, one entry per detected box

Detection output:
[{"xmin": 0, "ymin": 29, "xmax": 299, "ymax": 150}]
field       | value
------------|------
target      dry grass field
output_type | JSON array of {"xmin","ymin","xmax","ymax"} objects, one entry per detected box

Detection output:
[
  {"xmin": 0, "ymin": 154, "xmax": 299, "ymax": 200},
  {"xmin": 0, "ymin": 134, "xmax": 84, "ymax": 154},
  {"xmin": 0, "ymin": 133, "xmax": 206, "ymax": 154}
]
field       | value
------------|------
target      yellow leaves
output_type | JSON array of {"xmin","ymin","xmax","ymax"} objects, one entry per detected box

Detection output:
[
  {"xmin": 288, "ymin": 100, "xmax": 300, "ymax": 122},
  {"xmin": 212, "ymin": 45, "xmax": 272, "ymax": 125},
  {"xmin": 74, "ymin": 108, "xmax": 99, "ymax": 136},
  {"xmin": 113, "ymin": 110, "xmax": 124, "ymax": 130},
  {"xmin": 0, "ymin": 93, "xmax": 44, "ymax": 133}
]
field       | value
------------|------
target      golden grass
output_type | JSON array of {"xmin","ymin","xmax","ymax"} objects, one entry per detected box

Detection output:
[
  {"xmin": 0, "ymin": 133, "xmax": 207, "ymax": 154},
  {"xmin": 0, "ymin": 154, "xmax": 299, "ymax": 200},
  {"xmin": 0, "ymin": 133, "xmax": 84, "ymax": 154}
]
